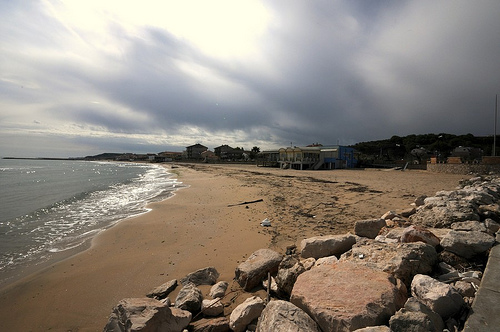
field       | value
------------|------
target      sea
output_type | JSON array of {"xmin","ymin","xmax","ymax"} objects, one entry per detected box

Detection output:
[{"xmin": 0, "ymin": 158, "xmax": 183, "ymax": 285}]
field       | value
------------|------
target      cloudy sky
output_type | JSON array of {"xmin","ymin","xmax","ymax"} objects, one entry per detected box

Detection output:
[{"xmin": 1, "ymin": 1, "xmax": 500, "ymax": 158}]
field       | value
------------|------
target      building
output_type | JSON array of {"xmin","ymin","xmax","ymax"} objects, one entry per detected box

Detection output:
[
  {"xmin": 214, "ymin": 144, "xmax": 244, "ymax": 160},
  {"xmin": 262, "ymin": 145, "xmax": 356, "ymax": 170},
  {"xmin": 185, "ymin": 144, "xmax": 208, "ymax": 160}
]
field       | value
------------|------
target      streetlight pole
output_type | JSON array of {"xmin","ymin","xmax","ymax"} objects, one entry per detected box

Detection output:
[{"xmin": 494, "ymin": 94, "xmax": 498, "ymax": 157}]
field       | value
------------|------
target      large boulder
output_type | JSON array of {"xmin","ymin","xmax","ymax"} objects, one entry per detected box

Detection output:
[
  {"xmin": 411, "ymin": 274, "xmax": 465, "ymax": 318},
  {"xmin": 275, "ymin": 256, "xmax": 306, "ymax": 296},
  {"xmin": 146, "ymin": 279, "xmax": 177, "ymax": 300},
  {"xmin": 229, "ymin": 296, "xmax": 265, "ymax": 332},
  {"xmin": 300, "ymin": 233, "xmax": 356, "ymax": 259},
  {"xmin": 290, "ymin": 262, "xmax": 407, "ymax": 332},
  {"xmin": 235, "ymin": 249, "xmax": 282, "ymax": 291},
  {"xmin": 180, "ymin": 267, "xmax": 220, "ymax": 286},
  {"xmin": 174, "ymin": 283, "xmax": 203, "ymax": 313},
  {"xmin": 104, "ymin": 297, "xmax": 191, "ymax": 332},
  {"xmin": 440, "ymin": 230, "xmax": 495, "ymax": 259},
  {"xmin": 256, "ymin": 300, "xmax": 321, "ymax": 332},
  {"xmin": 354, "ymin": 219, "xmax": 386, "ymax": 239},
  {"xmin": 340, "ymin": 240, "xmax": 437, "ymax": 287}
]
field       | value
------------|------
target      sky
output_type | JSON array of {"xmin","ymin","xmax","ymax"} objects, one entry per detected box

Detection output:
[{"xmin": 1, "ymin": 1, "xmax": 500, "ymax": 158}]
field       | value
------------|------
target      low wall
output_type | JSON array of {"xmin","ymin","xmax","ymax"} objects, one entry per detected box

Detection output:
[{"xmin": 427, "ymin": 163, "xmax": 500, "ymax": 175}]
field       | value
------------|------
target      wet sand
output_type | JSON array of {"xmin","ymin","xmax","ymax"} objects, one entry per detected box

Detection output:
[{"xmin": 0, "ymin": 164, "xmax": 468, "ymax": 331}]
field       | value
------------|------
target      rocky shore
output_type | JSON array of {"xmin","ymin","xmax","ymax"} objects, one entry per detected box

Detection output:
[{"xmin": 103, "ymin": 174, "xmax": 499, "ymax": 332}]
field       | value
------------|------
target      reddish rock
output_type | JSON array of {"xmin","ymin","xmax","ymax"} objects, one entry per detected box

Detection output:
[
  {"xmin": 400, "ymin": 225, "xmax": 440, "ymax": 247},
  {"xmin": 235, "ymin": 249, "xmax": 282, "ymax": 291},
  {"xmin": 290, "ymin": 262, "xmax": 407, "ymax": 332}
]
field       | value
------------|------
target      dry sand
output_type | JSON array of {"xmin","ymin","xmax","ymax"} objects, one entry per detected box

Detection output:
[{"xmin": 0, "ymin": 164, "xmax": 469, "ymax": 331}]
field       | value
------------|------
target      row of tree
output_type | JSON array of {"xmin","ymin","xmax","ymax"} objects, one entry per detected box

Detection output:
[{"xmin": 351, "ymin": 133, "xmax": 495, "ymax": 164}]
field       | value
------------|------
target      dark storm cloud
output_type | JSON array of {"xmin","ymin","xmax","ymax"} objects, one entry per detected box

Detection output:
[{"xmin": 2, "ymin": 1, "xmax": 500, "ymax": 158}]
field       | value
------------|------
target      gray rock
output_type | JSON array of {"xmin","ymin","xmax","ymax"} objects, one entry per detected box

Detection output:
[
  {"xmin": 453, "ymin": 280, "xmax": 476, "ymax": 298},
  {"xmin": 229, "ymin": 296, "xmax": 265, "ymax": 332},
  {"xmin": 201, "ymin": 298, "xmax": 224, "ymax": 317},
  {"xmin": 104, "ymin": 297, "xmax": 191, "ymax": 332},
  {"xmin": 389, "ymin": 310, "xmax": 440, "ymax": 332},
  {"xmin": 450, "ymin": 220, "xmax": 487, "ymax": 232},
  {"xmin": 209, "ymin": 281, "xmax": 229, "ymax": 299},
  {"xmin": 174, "ymin": 283, "xmax": 203, "ymax": 313},
  {"xmin": 409, "ymin": 197, "xmax": 479, "ymax": 228},
  {"xmin": 340, "ymin": 240, "xmax": 437, "ymax": 287},
  {"xmin": 146, "ymin": 279, "xmax": 177, "ymax": 299},
  {"xmin": 440, "ymin": 230, "xmax": 495, "ymax": 259},
  {"xmin": 354, "ymin": 219, "xmax": 387, "ymax": 239},
  {"xmin": 484, "ymin": 218, "xmax": 500, "ymax": 235},
  {"xmin": 275, "ymin": 256, "xmax": 306, "ymax": 296},
  {"xmin": 414, "ymin": 195, "xmax": 427, "ymax": 207},
  {"xmin": 235, "ymin": 249, "xmax": 282, "ymax": 291},
  {"xmin": 301, "ymin": 257, "xmax": 316, "ymax": 270},
  {"xmin": 256, "ymin": 300, "xmax": 321, "ymax": 332},
  {"xmin": 180, "ymin": 267, "xmax": 220, "ymax": 286},
  {"xmin": 411, "ymin": 274, "xmax": 465, "ymax": 318},
  {"xmin": 290, "ymin": 262, "xmax": 407, "ymax": 332},
  {"xmin": 300, "ymin": 233, "xmax": 356, "ymax": 259}
]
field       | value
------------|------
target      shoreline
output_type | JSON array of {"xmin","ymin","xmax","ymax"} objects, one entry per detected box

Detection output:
[
  {"xmin": 0, "ymin": 161, "xmax": 180, "ymax": 290},
  {"xmin": 0, "ymin": 164, "xmax": 468, "ymax": 331}
]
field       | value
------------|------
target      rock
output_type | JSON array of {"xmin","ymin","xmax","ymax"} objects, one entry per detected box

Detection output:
[
  {"xmin": 201, "ymin": 299, "xmax": 224, "ymax": 317},
  {"xmin": 235, "ymin": 249, "xmax": 282, "ymax": 291},
  {"xmin": 190, "ymin": 317, "xmax": 230, "ymax": 332},
  {"xmin": 478, "ymin": 204, "xmax": 500, "ymax": 220},
  {"xmin": 300, "ymin": 233, "xmax": 356, "ymax": 259},
  {"xmin": 340, "ymin": 240, "xmax": 437, "ymax": 287},
  {"xmin": 414, "ymin": 195, "xmax": 427, "ymax": 207},
  {"xmin": 400, "ymin": 207, "xmax": 417, "ymax": 218},
  {"xmin": 411, "ymin": 274, "xmax": 465, "ymax": 318},
  {"xmin": 174, "ymin": 283, "xmax": 203, "ymax": 313},
  {"xmin": 400, "ymin": 225, "xmax": 440, "ymax": 247},
  {"xmin": 451, "ymin": 220, "xmax": 487, "ymax": 232},
  {"xmin": 389, "ymin": 297, "xmax": 445, "ymax": 332},
  {"xmin": 146, "ymin": 279, "xmax": 177, "ymax": 299},
  {"xmin": 290, "ymin": 262, "xmax": 407, "ymax": 332},
  {"xmin": 275, "ymin": 256, "xmax": 306, "ymax": 296},
  {"xmin": 180, "ymin": 267, "xmax": 220, "ymax": 286},
  {"xmin": 438, "ymin": 250, "xmax": 470, "ymax": 268},
  {"xmin": 484, "ymin": 218, "xmax": 500, "ymax": 235},
  {"xmin": 229, "ymin": 296, "xmax": 265, "ymax": 332},
  {"xmin": 440, "ymin": 230, "xmax": 495, "ymax": 259},
  {"xmin": 381, "ymin": 211, "xmax": 399, "ymax": 220},
  {"xmin": 314, "ymin": 255, "xmax": 339, "ymax": 267},
  {"xmin": 354, "ymin": 219, "xmax": 387, "ymax": 239},
  {"xmin": 256, "ymin": 300, "xmax": 321, "ymax": 332},
  {"xmin": 409, "ymin": 197, "xmax": 480, "ymax": 228},
  {"xmin": 389, "ymin": 310, "xmax": 440, "ymax": 332},
  {"xmin": 302, "ymin": 257, "xmax": 316, "ymax": 270},
  {"xmin": 104, "ymin": 297, "xmax": 191, "ymax": 332},
  {"xmin": 353, "ymin": 326, "xmax": 390, "ymax": 332},
  {"xmin": 262, "ymin": 276, "xmax": 278, "ymax": 294},
  {"xmin": 209, "ymin": 281, "xmax": 229, "ymax": 299},
  {"xmin": 454, "ymin": 280, "xmax": 477, "ymax": 298}
]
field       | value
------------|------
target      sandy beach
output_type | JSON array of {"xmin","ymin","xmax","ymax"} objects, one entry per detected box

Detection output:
[{"xmin": 0, "ymin": 164, "xmax": 469, "ymax": 331}]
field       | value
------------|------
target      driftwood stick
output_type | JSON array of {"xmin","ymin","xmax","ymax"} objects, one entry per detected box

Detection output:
[{"xmin": 227, "ymin": 198, "xmax": 264, "ymax": 207}]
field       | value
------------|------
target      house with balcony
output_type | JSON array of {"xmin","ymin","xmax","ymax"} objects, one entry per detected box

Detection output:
[{"xmin": 268, "ymin": 145, "xmax": 356, "ymax": 170}]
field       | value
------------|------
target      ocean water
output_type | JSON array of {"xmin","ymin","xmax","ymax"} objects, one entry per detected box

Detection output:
[{"xmin": 0, "ymin": 159, "xmax": 183, "ymax": 283}]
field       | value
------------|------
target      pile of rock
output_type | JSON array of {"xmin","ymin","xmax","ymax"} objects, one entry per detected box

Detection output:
[{"xmin": 103, "ymin": 175, "xmax": 499, "ymax": 332}]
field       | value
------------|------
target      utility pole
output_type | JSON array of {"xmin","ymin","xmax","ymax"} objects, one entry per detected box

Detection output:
[{"xmin": 494, "ymin": 94, "xmax": 498, "ymax": 156}]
